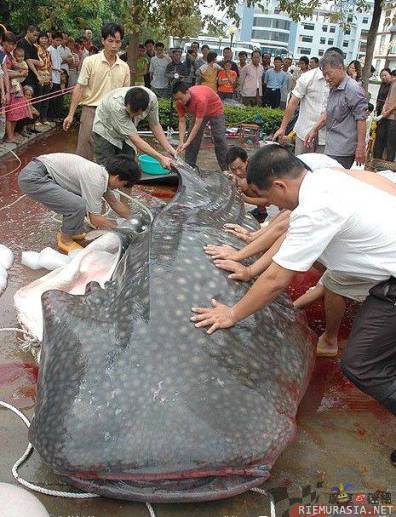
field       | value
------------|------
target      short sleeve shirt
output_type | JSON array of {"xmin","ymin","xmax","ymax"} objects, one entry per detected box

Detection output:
[
  {"xmin": 78, "ymin": 51, "xmax": 130, "ymax": 107},
  {"xmin": 176, "ymin": 85, "xmax": 223, "ymax": 118},
  {"xmin": 325, "ymin": 76, "xmax": 368, "ymax": 156},
  {"xmin": 37, "ymin": 153, "xmax": 109, "ymax": 214},
  {"xmin": 93, "ymin": 86, "xmax": 159, "ymax": 150},
  {"xmin": 273, "ymin": 169, "xmax": 396, "ymax": 283}
]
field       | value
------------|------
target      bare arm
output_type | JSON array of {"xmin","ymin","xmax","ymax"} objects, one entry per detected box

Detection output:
[
  {"xmin": 347, "ymin": 169, "xmax": 396, "ymax": 196},
  {"xmin": 150, "ymin": 122, "xmax": 177, "ymax": 156},
  {"xmin": 273, "ymin": 94, "xmax": 299, "ymax": 140},
  {"xmin": 63, "ymin": 84, "xmax": 85, "ymax": 130},
  {"xmin": 185, "ymin": 117, "xmax": 204, "ymax": 147},
  {"xmin": 88, "ymin": 213, "xmax": 117, "ymax": 230},
  {"xmin": 178, "ymin": 116, "xmax": 187, "ymax": 144},
  {"xmin": 129, "ymin": 132, "xmax": 172, "ymax": 169},
  {"xmin": 354, "ymin": 119, "xmax": 367, "ymax": 165},
  {"xmin": 103, "ymin": 191, "xmax": 131, "ymax": 219}
]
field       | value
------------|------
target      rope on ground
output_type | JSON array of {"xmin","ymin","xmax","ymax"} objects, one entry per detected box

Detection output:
[
  {"xmin": 251, "ymin": 487, "xmax": 276, "ymax": 517},
  {"xmin": 0, "ymin": 398, "xmax": 158, "ymax": 516},
  {"xmin": 0, "ymin": 194, "xmax": 26, "ymax": 212},
  {"xmin": 0, "ymin": 147, "xmax": 22, "ymax": 178}
]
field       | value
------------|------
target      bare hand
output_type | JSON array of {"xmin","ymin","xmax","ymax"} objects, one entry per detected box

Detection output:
[
  {"xmin": 167, "ymin": 146, "xmax": 178, "ymax": 158},
  {"xmin": 273, "ymin": 127, "xmax": 286, "ymax": 142},
  {"xmin": 160, "ymin": 155, "xmax": 173, "ymax": 170},
  {"xmin": 204, "ymin": 244, "xmax": 239, "ymax": 261},
  {"xmin": 177, "ymin": 142, "xmax": 188, "ymax": 153},
  {"xmin": 354, "ymin": 146, "xmax": 366, "ymax": 166},
  {"xmin": 63, "ymin": 114, "xmax": 73, "ymax": 131},
  {"xmin": 223, "ymin": 223, "xmax": 252, "ymax": 243},
  {"xmin": 191, "ymin": 299, "xmax": 236, "ymax": 334},
  {"xmin": 304, "ymin": 129, "xmax": 317, "ymax": 148},
  {"xmin": 213, "ymin": 259, "xmax": 251, "ymax": 281}
]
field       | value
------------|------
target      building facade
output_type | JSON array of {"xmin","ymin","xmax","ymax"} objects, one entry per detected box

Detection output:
[
  {"xmin": 372, "ymin": 2, "xmax": 396, "ymax": 72},
  {"xmin": 237, "ymin": 0, "xmax": 373, "ymax": 63}
]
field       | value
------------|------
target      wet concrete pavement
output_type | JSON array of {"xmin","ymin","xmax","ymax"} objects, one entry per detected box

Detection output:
[{"xmin": 0, "ymin": 129, "xmax": 395, "ymax": 517}]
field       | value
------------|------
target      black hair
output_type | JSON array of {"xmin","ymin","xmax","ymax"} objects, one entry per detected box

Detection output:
[
  {"xmin": 144, "ymin": 39, "xmax": 155, "ymax": 46},
  {"xmin": 192, "ymin": 41, "xmax": 199, "ymax": 47},
  {"xmin": 310, "ymin": 57, "xmax": 319, "ymax": 64},
  {"xmin": 75, "ymin": 37, "xmax": 84, "ymax": 45},
  {"xmin": 124, "ymin": 87, "xmax": 150, "ymax": 112},
  {"xmin": 226, "ymin": 147, "xmax": 248, "ymax": 166},
  {"xmin": 274, "ymin": 56, "xmax": 283, "ymax": 62},
  {"xmin": 4, "ymin": 31, "xmax": 17, "ymax": 44},
  {"xmin": 380, "ymin": 67, "xmax": 391, "ymax": 75},
  {"xmin": 172, "ymin": 81, "xmax": 190, "ymax": 95},
  {"xmin": 325, "ymin": 46, "xmax": 344, "ymax": 57},
  {"xmin": 105, "ymin": 155, "xmax": 141, "ymax": 187},
  {"xmin": 80, "ymin": 35, "xmax": 88, "ymax": 42},
  {"xmin": 207, "ymin": 51, "xmax": 217, "ymax": 63},
  {"xmin": 247, "ymin": 144, "xmax": 309, "ymax": 190},
  {"xmin": 223, "ymin": 46, "xmax": 231, "ymax": 52},
  {"xmin": 299, "ymin": 56, "xmax": 309, "ymax": 66},
  {"xmin": 52, "ymin": 31, "xmax": 63, "ymax": 40},
  {"xmin": 102, "ymin": 22, "xmax": 124, "ymax": 40},
  {"xmin": 201, "ymin": 44, "xmax": 209, "ymax": 50},
  {"xmin": 37, "ymin": 32, "xmax": 48, "ymax": 43},
  {"xmin": 251, "ymin": 50, "xmax": 261, "ymax": 58},
  {"xmin": 138, "ymin": 43, "xmax": 145, "ymax": 49},
  {"xmin": 27, "ymin": 25, "xmax": 38, "ymax": 33},
  {"xmin": 392, "ymin": 69, "xmax": 396, "ymax": 76},
  {"xmin": 367, "ymin": 102, "xmax": 374, "ymax": 112},
  {"xmin": 239, "ymin": 51, "xmax": 248, "ymax": 57},
  {"xmin": 155, "ymin": 41, "xmax": 164, "ymax": 49}
]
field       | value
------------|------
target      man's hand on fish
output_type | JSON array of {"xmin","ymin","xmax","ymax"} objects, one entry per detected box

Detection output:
[
  {"xmin": 177, "ymin": 142, "xmax": 189, "ymax": 153},
  {"xmin": 191, "ymin": 299, "xmax": 236, "ymax": 334},
  {"xmin": 160, "ymin": 155, "xmax": 174, "ymax": 170},
  {"xmin": 213, "ymin": 259, "xmax": 252, "ymax": 282},
  {"xmin": 204, "ymin": 244, "xmax": 240, "ymax": 261},
  {"xmin": 223, "ymin": 223, "xmax": 253, "ymax": 243}
]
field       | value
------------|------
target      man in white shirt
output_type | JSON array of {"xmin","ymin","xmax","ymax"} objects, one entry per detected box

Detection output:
[
  {"xmin": 47, "ymin": 32, "xmax": 63, "ymax": 122},
  {"xmin": 274, "ymin": 65, "xmax": 328, "ymax": 154},
  {"xmin": 149, "ymin": 42, "xmax": 171, "ymax": 98},
  {"xmin": 192, "ymin": 144, "xmax": 396, "ymax": 463},
  {"xmin": 18, "ymin": 153, "xmax": 141, "ymax": 253}
]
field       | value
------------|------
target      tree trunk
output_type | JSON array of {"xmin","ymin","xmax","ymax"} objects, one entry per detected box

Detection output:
[
  {"xmin": 362, "ymin": 0, "xmax": 382, "ymax": 93},
  {"xmin": 127, "ymin": 31, "xmax": 139, "ymax": 86}
]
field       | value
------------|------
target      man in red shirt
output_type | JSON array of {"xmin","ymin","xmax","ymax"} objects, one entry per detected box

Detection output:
[{"xmin": 173, "ymin": 81, "xmax": 228, "ymax": 170}]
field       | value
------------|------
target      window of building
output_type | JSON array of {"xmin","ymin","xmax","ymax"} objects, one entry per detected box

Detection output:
[
  {"xmin": 347, "ymin": 15, "xmax": 353, "ymax": 22},
  {"xmin": 320, "ymin": 37, "xmax": 326, "ymax": 44},
  {"xmin": 253, "ymin": 18, "xmax": 290, "ymax": 30},
  {"xmin": 322, "ymin": 25, "xmax": 328, "ymax": 32},
  {"xmin": 297, "ymin": 47, "xmax": 311, "ymax": 55},
  {"xmin": 329, "ymin": 26, "xmax": 336, "ymax": 33},
  {"xmin": 362, "ymin": 17, "xmax": 368, "ymax": 24},
  {"xmin": 251, "ymin": 30, "xmax": 289, "ymax": 43},
  {"xmin": 345, "ymin": 28, "xmax": 350, "ymax": 35},
  {"xmin": 301, "ymin": 35, "xmax": 313, "ymax": 43},
  {"xmin": 319, "ymin": 49, "xmax": 325, "ymax": 56},
  {"xmin": 303, "ymin": 23, "xmax": 315, "ymax": 30},
  {"xmin": 343, "ymin": 41, "xmax": 349, "ymax": 47},
  {"xmin": 328, "ymin": 38, "xmax": 334, "ymax": 45},
  {"xmin": 386, "ymin": 9, "xmax": 391, "ymax": 16}
]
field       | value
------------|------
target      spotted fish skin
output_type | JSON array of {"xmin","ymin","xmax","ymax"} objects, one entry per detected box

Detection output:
[{"xmin": 29, "ymin": 162, "xmax": 315, "ymax": 502}]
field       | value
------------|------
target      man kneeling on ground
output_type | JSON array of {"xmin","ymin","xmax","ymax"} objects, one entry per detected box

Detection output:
[{"xmin": 18, "ymin": 153, "xmax": 141, "ymax": 253}]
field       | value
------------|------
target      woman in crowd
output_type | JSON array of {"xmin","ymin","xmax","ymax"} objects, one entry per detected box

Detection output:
[
  {"xmin": 66, "ymin": 37, "xmax": 80, "ymax": 87},
  {"xmin": 347, "ymin": 60, "xmax": 363, "ymax": 86},
  {"xmin": 196, "ymin": 51, "xmax": 220, "ymax": 91},
  {"xmin": 31, "ymin": 32, "xmax": 53, "ymax": 128},
  {"xmin": 376, "ymin": 68, "xmax": 392, "ymax": 115}
]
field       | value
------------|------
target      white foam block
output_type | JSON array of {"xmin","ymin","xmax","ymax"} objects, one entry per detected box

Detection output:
[
  {"xmin": 0, "ymin": 244, "xmax": 14, "ymax": 270},
  {"xmin": 21, "ymin": 251, "xmax": 41, "ymax": 270},
  {"xmin": 0, "ymin": 267, "xmax": 7, "ymax": 291},
  {"xmin": 38, "ymin": 247, "xmax": 70, "ymax": 270},
  {"xmin": 0, "ymin": 483, "xmax": 50, "ymax": 517}
]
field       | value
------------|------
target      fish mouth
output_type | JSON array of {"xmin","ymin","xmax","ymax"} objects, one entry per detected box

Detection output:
[{"xmin": 63, "ymin": 471, "xmax": 270, "ymax": 503}]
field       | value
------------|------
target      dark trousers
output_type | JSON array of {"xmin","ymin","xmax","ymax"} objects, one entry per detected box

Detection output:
[
  {"xmin": 37, "ymin": 83, "xmax": 51, "ymax": 122},
  {"xmin": 185, "ymin": 114, "xmax": 228, "ymax": 171},
  {"xmin": 341, "ymin": 277, "xmax": 396, "ymax": 415},
  {"xmin": 373, "ymin": 118, "xmax": 396, "ymax": 161},
  {"xmin": 262, "ymin": 88, "xmax": 281, "ymax": 109},
  {"xmin": 48, "ymin": 83, "xmax": 63, "ymax": 120},
  {"xmin": 93, "ymin": 133, "xmax": 136, "ymax": 166},
  {"xmin": 218, "ymin": 92, "xmax": 234, "ymax": 101},
  {"xmin": 327, "ymin": 154, "xmax": 355, "ymax": 169}
]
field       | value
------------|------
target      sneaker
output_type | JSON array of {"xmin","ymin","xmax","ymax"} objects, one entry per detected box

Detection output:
[{"xmin": 391, "ymin": 450, "xmax": 396, "ymax": 466}]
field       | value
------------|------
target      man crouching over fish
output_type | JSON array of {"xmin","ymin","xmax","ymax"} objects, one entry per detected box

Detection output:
[
  {"xmin": 18, "ymin": 153, "xmax": 141, "ymax": 253},
  {"xmin": 191, "ymin": 143, "xmax": 396, "ymax": 467}
]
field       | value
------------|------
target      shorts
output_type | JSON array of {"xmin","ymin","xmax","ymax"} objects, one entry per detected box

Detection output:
[{"xmin": 320, "ymin": 271, "xmax": 379, "ymax": 303}]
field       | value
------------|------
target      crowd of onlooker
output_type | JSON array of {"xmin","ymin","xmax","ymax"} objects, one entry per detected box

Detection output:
[
  {"xmin": 1, "ymin": 22, "xmax": 396, "ymax": 162},
  {"xmin": 0, "ymin": 24, "xmax": 98, "ymax": 143}
]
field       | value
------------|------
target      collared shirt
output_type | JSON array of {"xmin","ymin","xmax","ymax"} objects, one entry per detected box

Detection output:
[
  {"xmin": 264, "ymin": 69, "xmax": 287, "ymax": 90},
  {"xmin": 273, "ymin": 168, "xmax": 396, "ymax": 284},
  {"xmin": 59, "ymin": 45, "xmax": 73, "ymax": 74},
  {"xmin": 239, "ymin": 63, "xmax": 264, "ymax": 97},
  {"xmin": 280, "ymin": 70, "xmax": 293, "ymax": 103},
  {"xmin": 149, "ymin": 55, "xmax": 171, "ymax": 89},
  {"xmin": 176, "ymin": 85, "xmax": 223, "ymax": 118},
  {"xmin": 93, "ymin": 86, "xmax": 160, "ymax": 150},
  {"xmin": 77, "ymin": 51, "xmax": 130, "ymax": 107},
  {"xmin": 37, "ymin": 153, "xmax": 110, "ymax": 214},
  {"xmin": 293, "ymin": 67, "xmax": 329, "ymax": 146},
  {"xmin": 325, "ymin": 75, "xmax": 368, "ymax": 156},
  {"xmin": 47, "ymin": 45, "xmax": 62, "ymax": 84}
]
